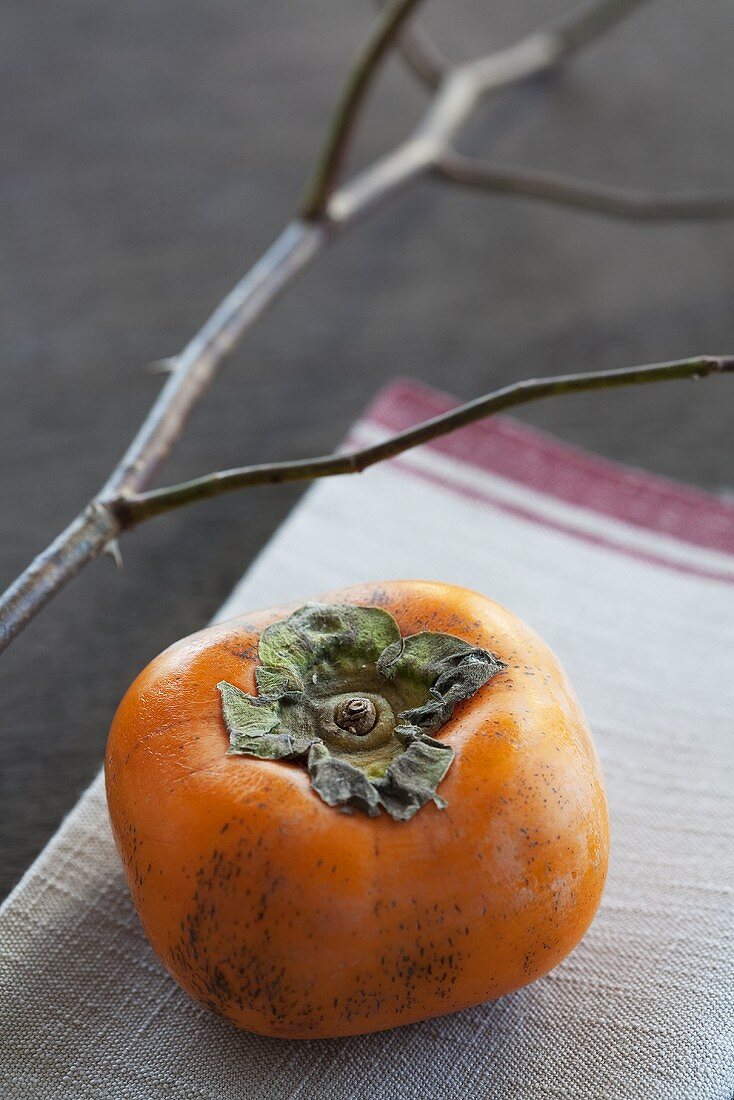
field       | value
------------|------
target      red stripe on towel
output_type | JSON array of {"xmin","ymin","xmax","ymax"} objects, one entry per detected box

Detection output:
[{"xmin": 364, "ymin": 380, "xmax": 734, "ymax": 557}]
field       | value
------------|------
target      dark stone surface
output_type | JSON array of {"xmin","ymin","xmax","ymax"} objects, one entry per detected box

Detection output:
[{"xmin": 1, "ymin": 0, "xmax": 732, "ymax": 899}]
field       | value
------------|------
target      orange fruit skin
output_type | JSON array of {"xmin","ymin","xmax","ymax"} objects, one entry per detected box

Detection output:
[{"xmin": 105, "ymin": 580, "xmax": 609, "ymax": 1039}]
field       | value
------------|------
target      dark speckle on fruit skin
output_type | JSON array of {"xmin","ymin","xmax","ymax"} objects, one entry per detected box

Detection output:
[
  {"xmin": 165, "ymin": 831, "xmax": 471, "ymax": 1036},
  {"xmin": 222, "ymin": 641, "xmax": 258, "ymax": 663}
]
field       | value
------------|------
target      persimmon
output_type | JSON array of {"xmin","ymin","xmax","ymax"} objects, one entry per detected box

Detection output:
[{"xmin": 105, "ymin": 580, "xmax": 609, "ymax": 1039}]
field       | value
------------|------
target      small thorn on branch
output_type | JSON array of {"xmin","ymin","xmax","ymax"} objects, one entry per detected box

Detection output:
[
  {"xmin": 148, "ymin": 357, "xmax": 179, "ymax": 375},
  {"xmin": 103, "ymin": 539, "xmax": 124, "ymax": 569}
]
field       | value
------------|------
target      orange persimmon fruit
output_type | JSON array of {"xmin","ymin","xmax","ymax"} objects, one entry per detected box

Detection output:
[{"xmin": 105, "ymin": 580, "xmax": 609, "ymax": 1039}]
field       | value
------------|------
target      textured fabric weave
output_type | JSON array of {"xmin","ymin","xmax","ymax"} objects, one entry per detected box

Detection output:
[{"xmin": 1, "ymin": 381, "xmax": 732, "ymax": 1099}]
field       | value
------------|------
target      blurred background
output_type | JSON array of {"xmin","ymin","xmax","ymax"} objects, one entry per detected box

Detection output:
[{"xmin": 1, "ymin": 0, "xmax": 732, "ymax": 898}]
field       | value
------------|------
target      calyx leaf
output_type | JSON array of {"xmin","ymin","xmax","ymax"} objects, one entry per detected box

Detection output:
[
  {"xmin": 218, "ymin": 681, "xmax": 316, "ymax": 759},
  {"xmin": 218, "ymin": 603, "xmax": 506, "ymax": 821}
]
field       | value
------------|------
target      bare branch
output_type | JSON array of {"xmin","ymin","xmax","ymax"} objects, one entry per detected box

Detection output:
[
  {"xmin": 436, "ymin": 155, "xmax": 734, "ymax": 221},
  {"xmin": 0, "ymin": 0, "xmax": 715, "ymax": 655},
  {"xmin": 101, "ymin": 223, "xmax": 326, "ymax": 498},
  {"xmin": 306, "ymin": 0, "xmax": 649, "ymax": 222},
  {"xmin": 301, "ymin": 0, "xmax": 427, "ymax": 221},
  {"xmin": 328, "ymin": 0, "xmax": 649, "ymax": 226},
  {"xmin": 113, "ymin": 357, "xmax": 734, "ymax": 527},
  {"xmin": 0, "ymin": 224, "xmax": 326, "ymax": 652},
  {"xmin": 550, "ymin": 0, "xmax": 651, "ymax": 56},
  {"xmin": 0, "ymin": 505, "xmax": 120, "ymax": 652}
]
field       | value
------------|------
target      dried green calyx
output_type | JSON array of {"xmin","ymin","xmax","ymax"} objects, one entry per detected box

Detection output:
[{"xmin": 218, "ymin": 603, "xmax": 506, "ymax": 821}]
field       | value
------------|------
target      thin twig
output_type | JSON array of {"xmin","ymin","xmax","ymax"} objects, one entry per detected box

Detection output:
[
  {"xmin": 550, "ymin": 0, "xmax": 651, "ymax": 55},
  {"xmin": 436, "ymin": 155, "xmax": 734, "ymax": 221},
  {"xmin": 372, "ymin": 0, "xmax": 449, "ymax": 89},
  {"xmin": 114, "ymin": 357, "xmax": 734, "ymax": 526},
  {"xmin": 392, "ymin": 19, "xmax": 449, "ymax": 89},
  {"xmin": 301, "ymin": 0, "xmax": 427, "ymax": 221}
]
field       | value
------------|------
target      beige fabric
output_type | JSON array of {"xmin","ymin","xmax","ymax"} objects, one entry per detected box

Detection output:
[{"xmin": 1, "ymin": 392, "xmax": 733, "ymax": 1099}]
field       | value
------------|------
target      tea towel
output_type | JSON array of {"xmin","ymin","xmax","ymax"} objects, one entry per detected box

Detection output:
[{"xmin": 1, "ymin": 380, "xmax": 732, "ymax": 1099}]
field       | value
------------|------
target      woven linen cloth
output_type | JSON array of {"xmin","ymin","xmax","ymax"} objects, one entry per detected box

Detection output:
[{"xmin": 1, "ymin": 380, "xmax": 733, "ymax": 1100}]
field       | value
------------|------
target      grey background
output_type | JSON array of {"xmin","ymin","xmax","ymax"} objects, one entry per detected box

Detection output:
[{"xmin": 1, "ymin": 0, "xmax": 732, "ymax": 899}]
